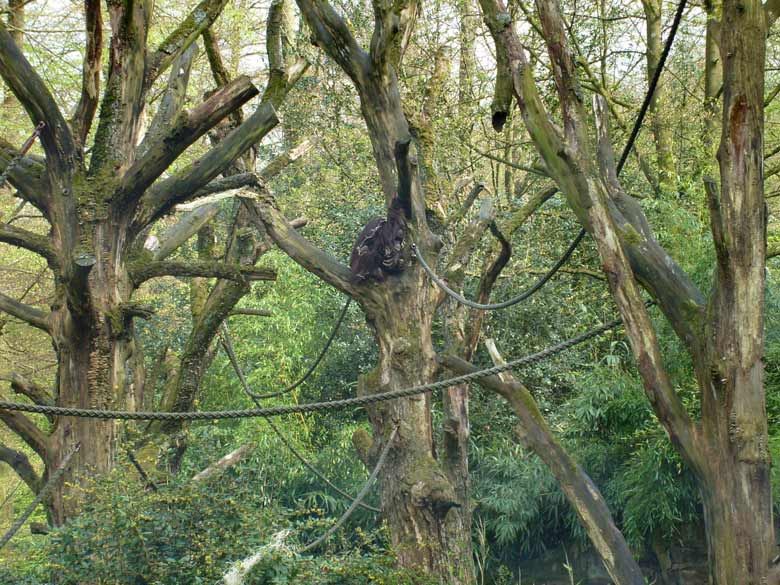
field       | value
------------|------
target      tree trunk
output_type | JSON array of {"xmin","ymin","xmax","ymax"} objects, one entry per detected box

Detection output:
[
  {"xmin": 46, "ymin": 210, "xmax": 137, "ymax": 524},
  {"xmin": 357, "ymin": 265, "xmax": 473, "ymax": 584},
  {"xmin": 700, "ymin": 464, "xmax": 772, "ymax": 585},
  {"xmin": 703, "ymin": 0, "xmax": 722, "ymax": 153},
  {"xmin": 698, "ymin": 0, "xmax": 771, "ymax": 579}
]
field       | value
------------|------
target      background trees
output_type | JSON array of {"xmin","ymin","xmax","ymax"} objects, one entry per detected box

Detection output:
[{"xmin": 0, "ymin": 0, "xmax": 777, "ymax": 584}]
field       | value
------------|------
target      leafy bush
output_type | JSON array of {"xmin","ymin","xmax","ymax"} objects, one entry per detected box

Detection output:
[
  {"xmin": 44, "ymin": 469, "xmax": 282, "ymax": 584},
  {"xmin": 245, "ymin": 551, "xmax": 438, "ymax": 585}
]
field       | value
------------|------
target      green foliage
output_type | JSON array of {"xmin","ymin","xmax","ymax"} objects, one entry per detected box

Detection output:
[
  {"xmin": 45, "ymin": 469, "xmax": 281, "ymax": 584},
  {"xmin": 2, "ymin": 463, "xmax": 416, "ymax": 584},
  {"xmin": 244, "ymin": 551, "xmax": 438, "ymax": 585}
]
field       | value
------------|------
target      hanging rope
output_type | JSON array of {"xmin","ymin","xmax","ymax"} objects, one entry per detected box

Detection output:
[
  {"xmin": 300, "ymin": 426, "xmax": 397, "ymax": 553},
  {"xmin": 0, "ymin": 442, "xmax": 79, "ymax": 552},
  {"xmin": 616, "ymin": 0, "xmax": 688, "ymax": 174},
  {"xmin": 0, "ymin": 307, "xmax": 638, "ymax": 421},
  {"xmin": 0, "ymin": 121, "xmax": 45, "ymax": 188},
  {"xmin": 420, "ymin": 0, "xmax": 687, "ymax": 311},
  {"xmin": 220, "ymin": 322, "xmax": 380, "ymax": 513},
  {"xmin": 413, "ymin": 229, "xmax": 585, "ymax": 311},
  {"xmin": 248, "ymin": 298, "xmax": 352, "ymax": 401}
]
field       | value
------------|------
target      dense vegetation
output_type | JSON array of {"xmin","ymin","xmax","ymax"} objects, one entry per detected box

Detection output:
[{"xmin": 0, "ymin": 0, "xmax": 777, "ymax": 583}]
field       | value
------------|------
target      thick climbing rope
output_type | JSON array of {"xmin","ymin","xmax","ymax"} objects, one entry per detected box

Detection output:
[
  {"xmin": 0, "ymin": 308, "xmax": 638, "ymax": 421},
  {"xmin": 0, "ymin": 121, "xmax": 45, "ymax": 188},
  {"xmin": 300, "ymin": 426, "xmax": 397, "ymax": 553},
  {"xmin": 417, "ymin": 0, "xmax": 687, "ymax": 311},
  {"xmin": 220, "ymin": 322, "xmax": 380, "ymax": 513},
  {"xmin": 0, "ymin": 443, "xmax": 79, "ymax": 552},
  {"xmin": 248, "ymin": 298, "xmax": 352, "ymax": 401}
]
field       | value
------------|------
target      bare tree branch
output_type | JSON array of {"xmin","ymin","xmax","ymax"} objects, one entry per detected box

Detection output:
[
  {"xmin": 134, "ymin": 103, "xmax": 279, "ymax": 229},
  {"xmin": 202, "ymin": 28, "xmax": 232, "ymax": 89},
  {"xmin": 129, "ymin": 260, "xmax": 276, "ymax": 286},
  {"xmin": 0, "ymin": 291, "xmax": 49, "ymax": 333},
  {"xmin": 0, "ymin": 20, "xmax": 78, "ymax": 179},
  {"xmin": 0, "ymin": 444, "xmax": 40, "ymax": 493},
  {"xmin": 71, "ymin": 0, "xmax": 102, "ymax": 146},
  {"xmin": 0, "ymin": 410, "xmax": 48, "ymax": 460},
  {"xmin": 136, "ymin": 43, "xmax": 198, "ymax": 159},
  {"xmin": 145, "ymin": 0, "xmax": 230, "ymax": 87},
  {"xmin": 498, "ymin": 185, "xmax": 558, "ymax": 236},
  {"xmin": 0, "ymin": 373, "xmax": 53, "ymax": 407},
  {"xmin": 151, "ymin": 139, "xmax": 314, "ymax": 261},
  {"xmin": 0, "ymin": 140, "xmax": 48, "ymax": 213},
  {"xmin": 369, "ymin": 0, "xmax": 418, "ymax": 70},
  {"xmin": 295, "ymin": 0, "xmax": 368, "ymax": 82},
  {"xmin": 191, "ymin": 443, "xmax": 253, "ymax": 482},
  {"xmin": 119, "ymin": 76, "xmax": 259, "ymax": 207},
  {"xmin": 249, "ymin": 188, "xmax": 356, "ymax": 296},
  {"xmin": 153, "ymin": 205, "xmax": 221, "ymax": 262},
  {"xmin": 259, "ymin": 139, "xmax": 314, "ymax": 180},
  {"xmin": 0, "ymin": 223, "xmax": 57, "ymax": 267},
  {"xmin": 443, "ymin": 197, "xmax": 495, "ymax": 287}
]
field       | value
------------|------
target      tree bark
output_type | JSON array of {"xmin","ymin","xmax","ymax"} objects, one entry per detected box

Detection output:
[
  {"xmin": 356, "ymin": 276, "xmax": 472, "ymax": 581},
  {"xmin": 697, "ymin": 0, "xmax": 771, "ymax": 581}
]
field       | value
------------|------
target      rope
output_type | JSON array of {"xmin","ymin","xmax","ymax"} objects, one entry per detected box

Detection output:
[
  {"xmin": 616, "ymin": 0, "xmax": 688, "ymax": 174},
  {"xmin": 0, "ymin": 443, "xmax": 79, "ymax": 552},
  {"xmin": 220, "ymin": 322, "xmax": 380, "ymax": 513},
  {"xmin": 424, "ymin": 0, "xmax": 687, "ymax": 311},
  {"xmin": 300, "ymin": 426, "xmax": 397, "ymax": 553},
  {"xmin": 413, "ymin": 229, "xmax": 585, "ymax": 311},
  {"xmin": 0, "ymin": 121, "xmax": 45, "ymax": 188},
  {"xmin": 249, "ymin": 298, "xmax": 351, "ymax": 400},
  {"xmin": 0, "ymin": 309, "xmax": 634, "ymax": 421}
]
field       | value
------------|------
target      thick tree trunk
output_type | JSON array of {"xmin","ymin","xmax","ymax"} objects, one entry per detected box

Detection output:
[
  {"xmin": 46, "ymin": 212, "xmax": 136, "ymax": 524},
  {"xmin": 698, "ymin": 0, "xmax": 771, "ymax": 580},
  {"xmin": 357, "ymin": 265, "xmax": 473, "ymax": 584},
  {"xmin": 700, "ymin": 462, "xmax": 772, "ymax": 585}
]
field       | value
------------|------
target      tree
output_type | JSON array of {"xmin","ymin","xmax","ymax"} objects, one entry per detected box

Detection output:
[
  {"xmin": 479, "ymin": 0, "xmax": 772, "ymax": 582},
  {"xmin": 0, "ymin": 1, "xmax": 285, "ymax": 524},
  {"xmin": 250, "ymin": 2, "xmax": 503, "ymax": 581}
]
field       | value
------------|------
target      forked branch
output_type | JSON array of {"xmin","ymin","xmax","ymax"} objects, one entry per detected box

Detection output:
[
  {"xmin": 119, "ymin": 76, "xmax": 259, "ymax": 207},
  {"xmin": 135, "ymin": 103, "xmax": 279, "ymax": 229},
  {"xmin": 249, "ymin": 188, "xmax": 356, "ymax": 296}
]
